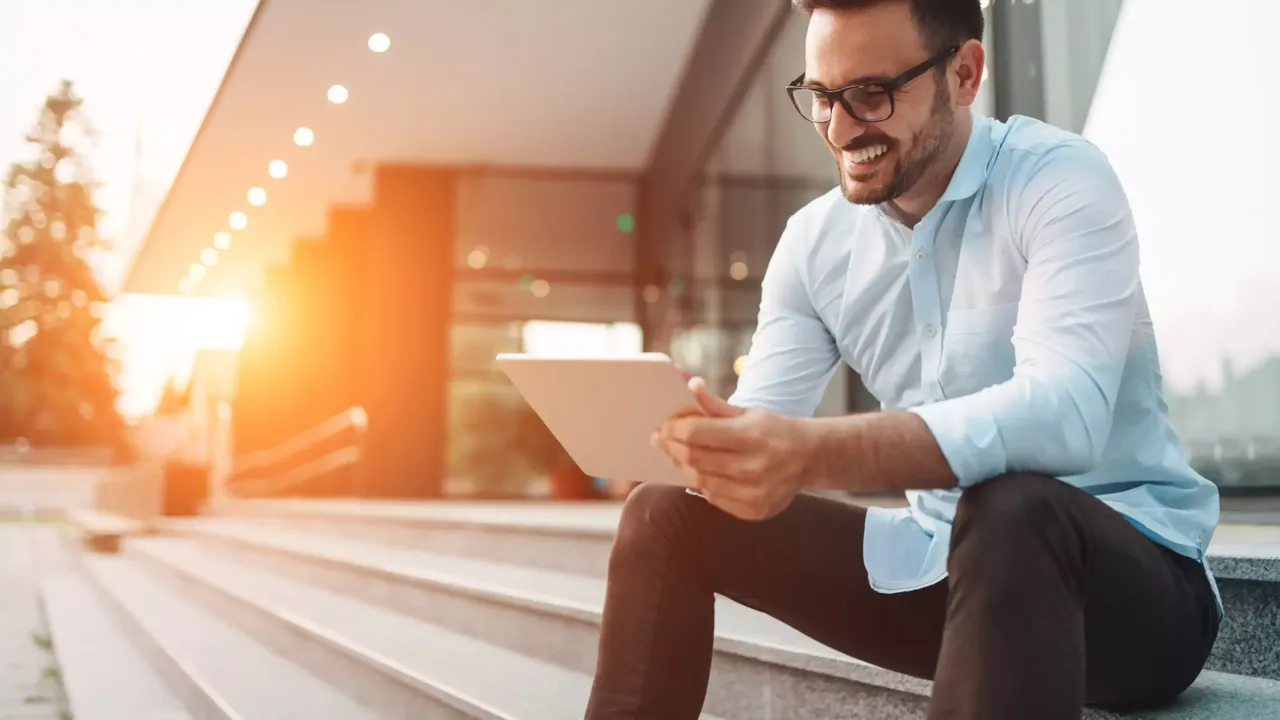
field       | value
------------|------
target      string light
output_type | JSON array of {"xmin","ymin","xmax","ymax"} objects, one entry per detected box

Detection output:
[{"xmin": 179, "ymin": 30, "xmax": 380, "ymax": 296}]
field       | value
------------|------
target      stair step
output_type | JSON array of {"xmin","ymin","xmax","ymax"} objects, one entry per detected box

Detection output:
[
  {"xmin": 204, "ymin": 498, "xmax": 1280, "ymax": 580},
  {"xmin": 84, "ymin": 554, "xmax": 378, "ymax": 720},
  {"xmin": 40, "ymin": 573, "xmax": 188, "ymax": 720},
  {"xmin": 123, "ymin": 536, "xmax": 724, "ymax": 720},
  {"xmin": 165, "ymin": 518, "xmax": 1280, "ymax": 719},
  {"xmin": 200, "ymin": 500, "xmax": 1280, "ymax": 680}
]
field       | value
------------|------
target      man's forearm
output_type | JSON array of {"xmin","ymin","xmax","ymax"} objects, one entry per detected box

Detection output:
[{"xmin": 800, "ymin": 411, "xmax": 959, "ymax": 493}]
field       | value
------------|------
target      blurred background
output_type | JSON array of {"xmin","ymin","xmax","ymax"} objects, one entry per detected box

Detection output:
[
  {"xmin": 7, "ymin": 3, "xmax": 1280, "ymax": 719},
  {"xmin": 3, "ymin": 0, "xmax": 1279, "ymax": 505}
]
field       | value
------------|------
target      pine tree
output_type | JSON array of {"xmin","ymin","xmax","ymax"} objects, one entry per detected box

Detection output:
[{"xmin": 0, "ymin": 79, "xmax": 126, "ymax": 453}]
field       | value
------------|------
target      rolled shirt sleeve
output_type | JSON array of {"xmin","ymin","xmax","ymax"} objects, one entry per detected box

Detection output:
[{"xmin": 910, "ymin": 142, "xmax": 1141, "ymax": 487}]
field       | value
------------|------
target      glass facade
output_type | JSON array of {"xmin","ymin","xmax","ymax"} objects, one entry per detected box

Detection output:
[{"xmin": 445, "ymin": 171, "xmax": 642, "ymax": 495}]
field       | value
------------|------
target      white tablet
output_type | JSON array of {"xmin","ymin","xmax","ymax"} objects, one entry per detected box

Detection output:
[{"xmin": 495, "ymin": 353, "xmax": 699, "ymax": 486}]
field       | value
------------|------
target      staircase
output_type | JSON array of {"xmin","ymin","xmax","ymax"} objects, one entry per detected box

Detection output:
[{"xmin": 42, "ymin": 498, "xmax": 1280, "ymax": 719}]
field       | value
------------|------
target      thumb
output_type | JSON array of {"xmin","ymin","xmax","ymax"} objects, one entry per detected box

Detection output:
[{"xmin": 689, "ymin": 376, "xmax": 743, "ymax": 418}]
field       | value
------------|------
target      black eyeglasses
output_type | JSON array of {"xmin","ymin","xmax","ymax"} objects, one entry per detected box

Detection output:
[{"xmin": 786, "ymin": 46, "xmax": 959, "ymax": 124}]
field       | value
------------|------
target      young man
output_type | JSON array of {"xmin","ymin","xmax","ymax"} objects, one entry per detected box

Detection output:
[{"xmin": 585, "ymin": 1, "xmax": 1222, "ymax": 718}]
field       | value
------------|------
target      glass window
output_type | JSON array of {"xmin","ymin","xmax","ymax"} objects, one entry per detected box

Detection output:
[
  {"xmin": 650, "ymin": 11, "xmax": 844, "ymax": 402},
  {"xmin": 1081, "ymin": 2, "xmax": 1280, "ymax": 490}
]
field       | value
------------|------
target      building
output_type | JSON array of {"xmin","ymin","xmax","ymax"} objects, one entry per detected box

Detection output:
[{"xmin": 126, "ymin": 0, "xmax": 1280, "ymax": 495}]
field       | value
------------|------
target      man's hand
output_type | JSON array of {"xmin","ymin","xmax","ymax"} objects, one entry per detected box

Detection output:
[{"xmin": 654, "ymin": 377, "xmax": 814, "ymax": 521}]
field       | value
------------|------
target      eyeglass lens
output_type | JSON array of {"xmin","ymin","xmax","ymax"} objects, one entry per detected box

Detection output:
[{"xmin": 792, "ymin": 85, "xmax": 893, "ymax": 124}]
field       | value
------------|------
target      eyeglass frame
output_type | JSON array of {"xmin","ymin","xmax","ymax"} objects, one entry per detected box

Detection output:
[{"xmin": 785, "ymin": 45, "xmax": 960, "ymax": 124}]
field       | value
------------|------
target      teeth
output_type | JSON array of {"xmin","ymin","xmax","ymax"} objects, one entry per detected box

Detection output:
[{"xmin": 850, "ymin": 144, "xmax": 888, "ymax": 164}]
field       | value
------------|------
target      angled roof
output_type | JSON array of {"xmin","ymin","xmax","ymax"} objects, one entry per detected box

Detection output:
[{"xmin": 125, "ymin": 0, "xmax": 713, "ymax": 296}]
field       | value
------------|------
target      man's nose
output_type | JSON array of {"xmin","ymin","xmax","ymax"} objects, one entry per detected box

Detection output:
[{"xmin": 826, "ymin": 102, "xmax": 869, "ymax": 150}]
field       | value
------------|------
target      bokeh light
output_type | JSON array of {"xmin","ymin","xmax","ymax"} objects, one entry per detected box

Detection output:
[
  {"xmin": 368, "ymin": 33, "xmax": 391, "ymax": 53},
  {"xmin": 268, "ymin": 160, "xmax": 288, "ymax": 179},
  {"xmin": 214, "ymin": 232, "xmax": 231, "ymax": 250},
  {"xmin": 229, "ymin": 211, "xmax": 247, "ymax": 230},
  {"xmin": 327, "ymin": 84, "xmax": 349, "ymax": 104},
  {"xmin": 294, "ymin": 127, "xmax": 314, "ymax": 147},
  {"xmin": 247, "ymin": 187, "xmax": 267, "ymax": 206}
]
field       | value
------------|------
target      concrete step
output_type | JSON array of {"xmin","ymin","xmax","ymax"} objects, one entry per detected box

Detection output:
[
  {"xmin": 204, "ymin": 498, "xmax": 1280, "ymax": 680},
  {"xmin": 165, "ymin": 517, "xmax": 1280, "ymax": 720},
  {"xmin": 121, "ymin": 535, "xmax": 725, "ymax": 720},
  {"xmin": 40, "ymin": 573, "xmax": 189, "ymax": 720},
  {"xmin": 83, "ymin": 553, "xmax": 379, "ymax": 720},
  {"xmin": 206, "ymin": 499, "xmax": 619, "ymax": 577}
]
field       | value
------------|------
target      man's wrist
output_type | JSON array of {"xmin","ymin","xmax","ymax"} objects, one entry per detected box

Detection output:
[{"xmin": 793, "ymin": 415, "xmax": 832, "ymax": 491}]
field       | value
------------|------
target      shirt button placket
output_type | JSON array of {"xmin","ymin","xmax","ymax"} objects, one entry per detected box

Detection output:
[{"xmin": 909, "ymin": 219, "xmax": 946, "ymax": 401}]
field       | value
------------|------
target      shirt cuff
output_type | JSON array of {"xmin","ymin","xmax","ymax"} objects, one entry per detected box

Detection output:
[{"xmin": 909, "ymin": 391, "xmax": 1008, "ymax": 487}]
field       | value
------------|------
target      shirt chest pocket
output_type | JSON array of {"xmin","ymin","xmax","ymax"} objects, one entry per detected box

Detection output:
[{"xmin": 939, "ymin": 302, "xmax": 1019, "ymax": 399}]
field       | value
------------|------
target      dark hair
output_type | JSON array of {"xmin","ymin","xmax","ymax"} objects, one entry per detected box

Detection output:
[{"xmin": 792, "ymin": 0, "xmax": 984, "ymax": 55}]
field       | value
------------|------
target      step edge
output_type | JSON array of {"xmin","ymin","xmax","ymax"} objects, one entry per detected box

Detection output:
[
  {"xmin": 39, "ymin": 574, "xmax": 190, "ymax": 720},
  {"xmin": 193, "ymin": 511, "xmax": 1280, "ymax": 582},
  {"xmin": 130, "ymin": 539, "xmax": 578, "ymax": 720},
  {"xmin": 79, "ymin": 556, "xmax": 244, "ymax": 720}
]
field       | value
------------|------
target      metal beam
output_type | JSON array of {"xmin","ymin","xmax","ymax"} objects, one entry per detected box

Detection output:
[
  {"xmin": 637, "ymin": 0, "xmax": 792, "ymax": 347},
  {"xmin": 991, "ymin": 0, "xmax": 1046, "ymax": 122},
  {"xmin": 1039, "ymin": 0, "xmax": 1125, "ymax": 133}
]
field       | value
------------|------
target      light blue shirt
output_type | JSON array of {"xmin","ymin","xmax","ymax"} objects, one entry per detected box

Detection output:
[{"xmin": 728, "ymin": 113, "xmax": 1221, "ymax": 610}]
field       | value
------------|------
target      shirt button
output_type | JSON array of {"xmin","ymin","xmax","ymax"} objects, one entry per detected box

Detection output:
[
  {"xmin": 915, "ymin": 251, "xmax": 926, "ymax": 261},
  {"xmin": 924, "ymin": 325, "xmax": 937, "ymax": 338}
]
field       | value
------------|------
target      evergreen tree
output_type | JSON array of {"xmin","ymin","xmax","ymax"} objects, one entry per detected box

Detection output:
[{"xmin": 0, "ymin": 79, "xmax": 126, "ymax": 453}]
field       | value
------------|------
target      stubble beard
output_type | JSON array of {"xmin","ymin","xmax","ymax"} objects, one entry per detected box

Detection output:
[{"xmin": 838, "ymin": 79, "xmax": 955, "ymax": 206}]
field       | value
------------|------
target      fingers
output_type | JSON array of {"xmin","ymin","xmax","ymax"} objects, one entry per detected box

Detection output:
[
  {"xmin": 660, "ymin": 437, "xmax": 741, "ymax": 479},
  {"xmin": 696, "ymin": 475, "xmax": 790, "ymax": 522},
  {"xmin": 688, "ymin": 376, "xmax": 743, "ymax": 418},
  {"xmin": 660, "ymin": 415, "xmax": 753, "ymax": 452}
]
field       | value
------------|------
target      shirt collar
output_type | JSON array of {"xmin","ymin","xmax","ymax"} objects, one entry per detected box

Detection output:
[{"xmin": 937, "ymin": 111, "xmax": 996, "ymax": 204}]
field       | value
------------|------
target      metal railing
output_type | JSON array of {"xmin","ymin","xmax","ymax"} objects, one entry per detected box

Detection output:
[{"xmin": 229, "ymin": 407, "xmax": 368, "ymax": 498}]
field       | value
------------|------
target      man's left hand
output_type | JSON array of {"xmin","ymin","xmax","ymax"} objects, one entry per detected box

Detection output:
[{"xmin": 654, "ymin": 377, "xmax": 815, "ymax": 521}]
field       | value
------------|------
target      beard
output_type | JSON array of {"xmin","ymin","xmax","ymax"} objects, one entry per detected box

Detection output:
[{"xmin": 837, "ymin": 79, "xmax": 955, "ymax": 206}]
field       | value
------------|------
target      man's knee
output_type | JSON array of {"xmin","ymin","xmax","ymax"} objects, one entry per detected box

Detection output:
[
  {"xmin": 614, "ymin": 483, "xmax": 700, "ymax": 551},
  {"xmin": 955, "ymin": 472, "xmax": 1066, "ymax": 529},
  {"xmin": 951, "ymin": 473, "xmax": 1082, "ymax": 571}
]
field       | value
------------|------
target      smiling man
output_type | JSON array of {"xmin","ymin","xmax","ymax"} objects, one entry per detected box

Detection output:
[{"xmin": 584, "ymin": 1, "xmax": 1222, "ymax": 719}]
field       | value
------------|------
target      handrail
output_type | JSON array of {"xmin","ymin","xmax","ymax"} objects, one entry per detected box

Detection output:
[
  {"xmin": 229, "ymin": 406, "xmax": 367, "ymax": 498},
  {"xmin": 234, "ymin": 406, "xmax": 367, "ymax": 475},
  {"xmin": 231, "ymin": 446, "xmax": 363, "ymax": 498}
]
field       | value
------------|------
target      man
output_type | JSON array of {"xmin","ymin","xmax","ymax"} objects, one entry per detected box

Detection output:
[{"xmin": 585, "ymin": 1, "xmax": 1222, "ymax": 719}]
